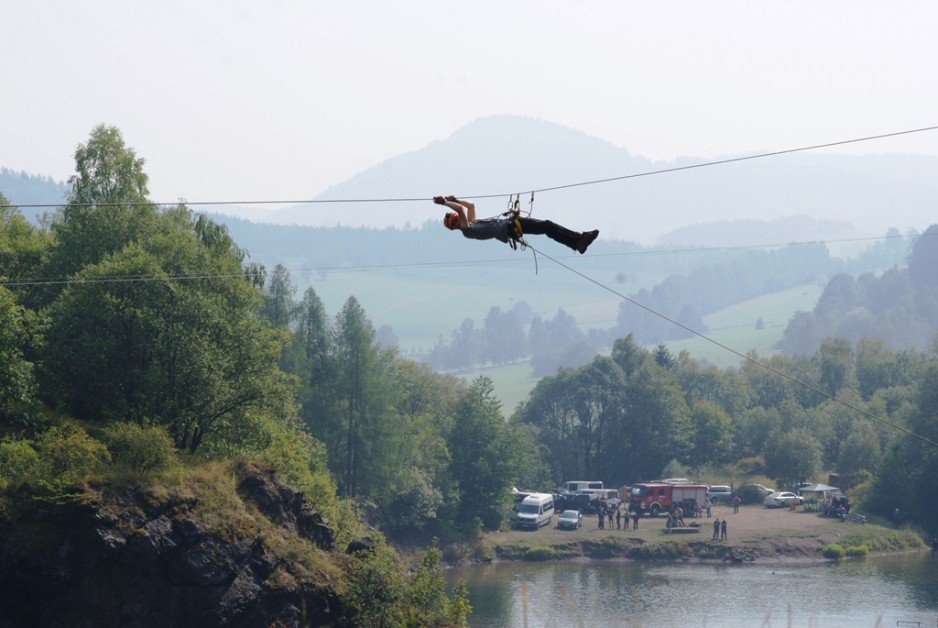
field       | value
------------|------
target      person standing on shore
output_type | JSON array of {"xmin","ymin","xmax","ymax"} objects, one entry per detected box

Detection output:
[
  {"xmin": 705, "ymin": 498, "xmax": 712, "ymax": 518},
  {"xmin": 598, "ymin": 509, "xmax": 605, "ymax": 529},
  {"xmin": 615, "ymin": 508, "xmax": 622, "ymax": 530},
  {"xmin": 732, "ymin": 494, "xmax": 741, "ymax": 514},
  {"xmin": 721, "ymin": 519, "xmax": 728, "ymax": 541},
  {"xmin": 893, "ymin": 507, "xmax": 901, "ymax": 528},
  {"xmin": 712, "ymin": 518, "xmax": 720, "ymax": 541}
]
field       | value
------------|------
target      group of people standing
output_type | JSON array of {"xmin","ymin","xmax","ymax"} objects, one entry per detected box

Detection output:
[
  {"xmin": 593, "ymin": 494, "xmax": 739, "ymax": 540},
  {"xmin": 596, "ymin": 501, "xmax": 640, "ymax": 530}
]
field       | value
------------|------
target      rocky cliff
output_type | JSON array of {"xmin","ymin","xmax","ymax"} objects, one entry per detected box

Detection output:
[{"xmin": 0, "ymin": 462, "xmax": 347, "ymax": 627}]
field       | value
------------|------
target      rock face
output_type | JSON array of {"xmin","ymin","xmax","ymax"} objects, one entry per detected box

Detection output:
[{"xmin": 0, "ymin": 465, "xmax": 341, "ymax": 627}]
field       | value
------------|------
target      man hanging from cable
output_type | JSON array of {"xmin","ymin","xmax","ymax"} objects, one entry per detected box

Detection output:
[{"xmin": 435, "ymin": 195, "xmax": 599, "ymax": 254}]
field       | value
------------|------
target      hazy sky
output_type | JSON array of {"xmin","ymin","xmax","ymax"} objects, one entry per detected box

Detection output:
[{"xmin": 4, "ymin": 1, "xmax": 938, "ymax": 213}]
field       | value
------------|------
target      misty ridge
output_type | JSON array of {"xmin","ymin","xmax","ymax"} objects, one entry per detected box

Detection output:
[
  {"xmin": 6, "ymin": 115, "xmax": 936, "ymax": 247},
  {"xmin": 262, "ymin": 115, "xmax": 938, "ymax": 244}
]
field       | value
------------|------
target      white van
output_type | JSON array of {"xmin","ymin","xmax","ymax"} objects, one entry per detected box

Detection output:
[
  {"xmin": 563, "ymin": 480, "xmax": 604, "ymax": 494},
  {"xmin": 516, "ymin": 493, "xmax": 555, "ymax": 529}
]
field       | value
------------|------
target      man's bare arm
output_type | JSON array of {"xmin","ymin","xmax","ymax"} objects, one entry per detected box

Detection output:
[
  {"xmin": 459, "ymin": 199, "xmax": 476, "ymax": 222},
  {"xmin": 443, "ymin": 200, "xmax": 471, "ymax": 228}
]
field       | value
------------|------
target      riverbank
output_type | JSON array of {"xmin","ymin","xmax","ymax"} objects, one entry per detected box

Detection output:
[{"xmin": 472, "ymin": 504, "xmax": 925, "ymax": 564}]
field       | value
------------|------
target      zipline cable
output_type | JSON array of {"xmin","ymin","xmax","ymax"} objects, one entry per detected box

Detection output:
[
  {"xmin": 0, "ymin": 230, "xmax": 927, "ymax": 288},
  {"xmin": 11, "ymin": 124, "xmax": 938, "ymax": 209},
  {"xmin": 520, "ymin": 239, "xmax": 938, "ymax": 449}
]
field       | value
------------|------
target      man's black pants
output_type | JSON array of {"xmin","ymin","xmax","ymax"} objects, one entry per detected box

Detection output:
[{"xmin": 518, "ymin": 218, "xmax": 582, "ymax": 251}]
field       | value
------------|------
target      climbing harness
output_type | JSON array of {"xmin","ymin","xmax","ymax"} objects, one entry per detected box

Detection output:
[
  {"xmin": 476, "ymin": 193, "xmax": 540, "ymax": 273},
  {"xmin": 501, "ymin": 193, "xmax": 538, "ymax": 273}
]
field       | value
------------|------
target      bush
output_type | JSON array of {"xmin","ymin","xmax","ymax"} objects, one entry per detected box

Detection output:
[
  {"xmin": 522, "ymin": 545, "xmax": 558, "ymax": 561},
  {"xmin": 660, "ymin": 459, "xmax": 691, "ymax": 480},
  {"xmin": 845, "ymin": 545, "xmax": 869, "ymax": 557},
  {"xmin": 736, "ymin": 484, "xmax": 765, "ymax": 505},
  {"xmin": 377, "ymin": 469, "xmax": 443, "ymax": 540},
  {"xmin": 628, "ymin": 541, "xmax": 689, "ymax": 560},
  {"xmin": 0, "ymin": 439, "xmax": 40, "ymax": 486},
  {"xmin": 258, "ymin": 421, "xmax": 339, "ymax": 522},
  {"xmin": 101, "ymin": 422, "xmax": 176, "ymax": 474},
  {"xmin": 821, "ymin": 543, "xmax": 845, "ymax": 559},
  {"xmin": 446, "ymin": 580, "xmax": 472, "ymax": 626},
  {"xmin": 34, "ymin": 425, "xmax": 109, "ymax": 485}
]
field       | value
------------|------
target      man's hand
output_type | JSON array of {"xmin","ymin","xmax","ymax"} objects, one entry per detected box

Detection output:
[
  {"xmin": 445, "ymin": 195, "xmax": 457, "ymax": 202},
  {"xmin": 433, "ymin": 196, "xmax": 445, "ymax": 205}
]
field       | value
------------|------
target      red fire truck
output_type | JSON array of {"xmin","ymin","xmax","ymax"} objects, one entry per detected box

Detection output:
[{"xmin": 628, "ymin": 482, "xmax": 708, "ymax": 517}]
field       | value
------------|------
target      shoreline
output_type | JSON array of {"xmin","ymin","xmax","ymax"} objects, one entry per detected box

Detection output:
[
  {"xmin": 450, "ymin": 507, "xmax": 926, "ymax": 567},
  {"xmin": 449, "ymin": 546, "xmax": 928, "ymax": 570}
]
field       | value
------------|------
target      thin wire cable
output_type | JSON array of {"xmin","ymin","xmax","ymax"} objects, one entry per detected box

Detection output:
[
  {"xmin": 489, "ymin": 124, "xmax": 938, "ymax": 198},
  {"xmin": 2, "ymin": 272, "xmax": 258, "ymax": 287},
  {"xmin": 0, "ymin": 230, "xmax": 921, "ymax": 288},
  {"xmin": 521, "ymin": 239, "xmax": 938, "ymax": 449},
  {"xmin": 11, "ymin": 124, "xmax": 938, "ymax": 209}
]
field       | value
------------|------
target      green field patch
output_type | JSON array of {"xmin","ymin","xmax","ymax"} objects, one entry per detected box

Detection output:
[
  {"xmin": 303, "ymin": 264, "xmax": 676, "ymax": 354},
  {"xmin": 459, "ymin": 363, "xmax": 538, "ymax": 414},
  {"xmin": 666, "ymin": 284, "xmax": 822, "ymax": 367}
]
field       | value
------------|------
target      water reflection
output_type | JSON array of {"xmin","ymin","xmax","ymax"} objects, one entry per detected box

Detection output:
[{"xmin": 448, "ymin": 553, "xmax": 938, "ymax": 627}]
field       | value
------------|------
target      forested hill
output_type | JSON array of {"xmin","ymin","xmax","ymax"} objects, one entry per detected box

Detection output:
[
  {"xmin": 0, "ymin": 168, "xmax": 67, "ymax": 222},
  {"xmin": 779, "ymin": 224, "xmax": 938, "ymax": 355}
]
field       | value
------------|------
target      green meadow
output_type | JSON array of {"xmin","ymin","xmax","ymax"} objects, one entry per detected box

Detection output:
[
  {"xmin": 666, "ymin": 283, "xmax": 824, "ymax": 368},
  {"xmin": 303, "ymin": 258, "xmax": 672, "ymax": 353}
]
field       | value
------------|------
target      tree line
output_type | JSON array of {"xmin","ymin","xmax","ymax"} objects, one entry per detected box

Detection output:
[
  {"xmin": 261, "ymin": 264, "xmax": 539, "ymax": 540},
  {"xmin": 779, "ymin": 224, "xmax": 938, "ymax": 355},
  {"xmin": 516, "ymin": 332, "xmax": 938, "ymax": 530}
]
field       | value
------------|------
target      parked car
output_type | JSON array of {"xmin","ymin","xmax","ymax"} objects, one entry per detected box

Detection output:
[
  {"xmin": 743, "ymin": 484, "xmax": 775, "ymax": 496},
  {"xmin": 556, "ymin": 492, "xmax": 600, "ymax": 514},
  {"xmin": 557, "ymin": 510, "xmax": 583, "ymax": 530},
  {"xmin": 764, "ymin": 491, "xmax": 805, "ymax": 508},
  {"xmin": 706, "ymin": 485, "xmax": 733, "ymax": 503}
]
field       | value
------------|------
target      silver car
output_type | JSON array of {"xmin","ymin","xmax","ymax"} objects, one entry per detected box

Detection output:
[
  {"xmin": 764, "ymin": 491, "xmax": 805, "ymax": 508},
  {"xmin": 707, "ymin": 485, "xmax": 733, "ymax": 503}
]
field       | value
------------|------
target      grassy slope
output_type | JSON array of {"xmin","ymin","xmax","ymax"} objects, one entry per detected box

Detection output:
[
  {"xmin": 304, "ymin": 262, "xmax": 670, "ymax": 354},
  {"xmin": 665, "ymin": 283, "xmax": 823, "ymax": 368}
]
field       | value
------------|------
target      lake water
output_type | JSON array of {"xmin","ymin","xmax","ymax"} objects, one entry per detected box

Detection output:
[{"xmin": 449, "ymin": 552, "xmax": 938, "ymax": 627}]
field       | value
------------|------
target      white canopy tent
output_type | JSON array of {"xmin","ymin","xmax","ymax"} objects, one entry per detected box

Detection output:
[{"xmin": 800, "ymin": 483, "xmax": 838, "ymax": 492}]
